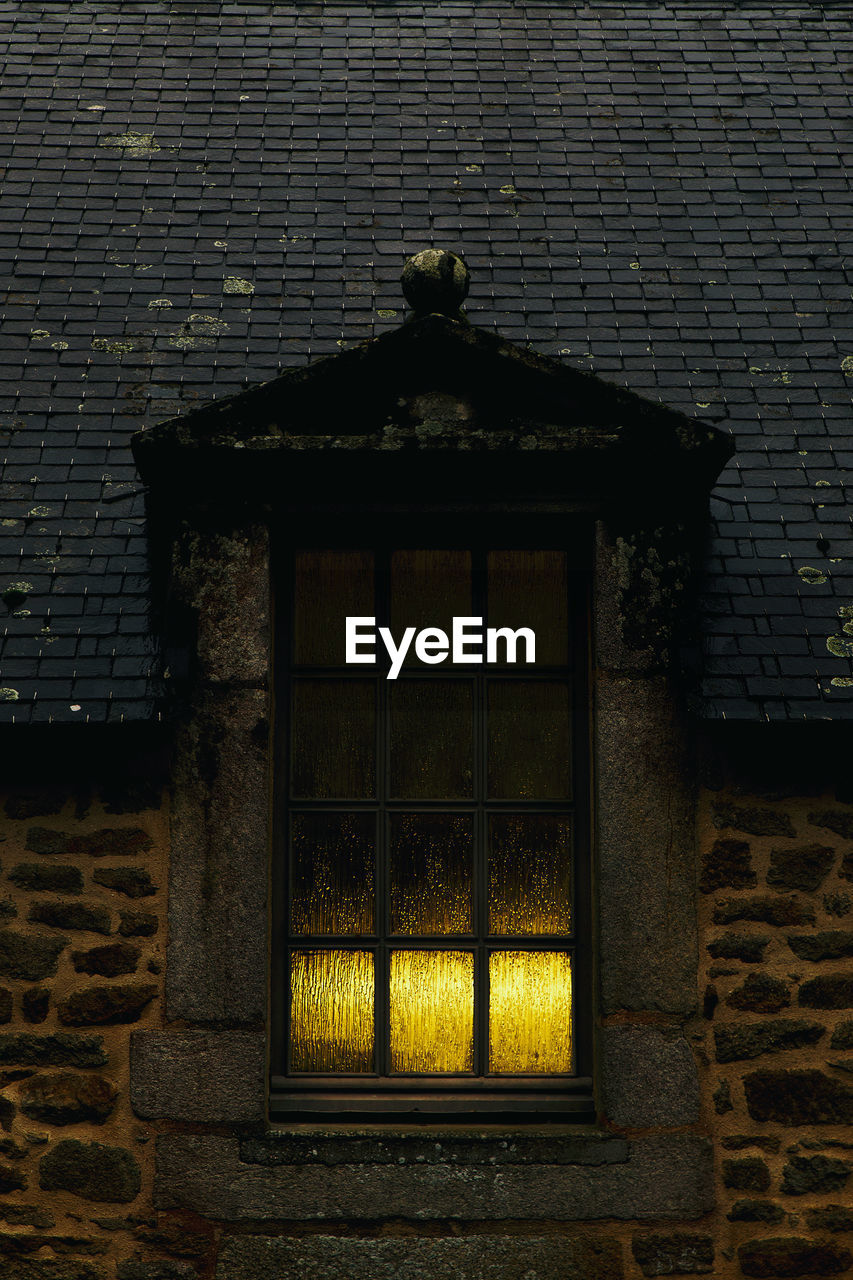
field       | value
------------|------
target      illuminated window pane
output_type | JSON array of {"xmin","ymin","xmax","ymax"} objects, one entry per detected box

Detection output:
[
  {"xmin": 293, "ymin": 551, "xmax": 374, "ymax": 666},
  {"xmin": 390, "ymin": 550, "xmax": 472, "ymax": 657},
  {"xmin": 488, "ymin": 815, "xmax": 572, "ymax": 936},
  {"xmin": 291, "ymin": 680, "xmax": 375, "ymax": 798},
  {"xmin": 489, "ymin": 951, "xmax": 573, "ymax": 1073},
  {"xmin": 390, "ymin": 681, "xmax": 473, "ymax": 798},
  {"xmin": 390, "ymin": 814, "xmax": 473, "ymax": 935},
  {"xmin": 487, "ymin": 551, "xmax": 569, "ymax": 666},
  {"xmin": 488, "ymin": 681, "xmax": 571, "ymax": 799},
  {"xmin": 291, "ymin": 813, "xmax": 375, "ymax": 935},
  {"xmin": 290, "ymin": 950, "xmax": 374, "ymax": 1073},
  {"xmin": 390, "ymin": 950, "xmax": 474, "ymax": 1073}
]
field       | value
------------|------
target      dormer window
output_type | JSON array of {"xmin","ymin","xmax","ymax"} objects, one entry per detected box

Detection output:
[{"xmin": 270, "ymin": 538, "xmax": 593, "ymax": 1118}]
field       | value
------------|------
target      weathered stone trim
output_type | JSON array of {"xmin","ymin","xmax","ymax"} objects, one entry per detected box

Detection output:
[
  {"xmin": 214, "ymin": 1233, "xmax": 626, "ymax": 1280},
  {"xmin": 131, "ymin": 1031, "xmax": 266, "ymax": 1124},
  {"xmin": 154, "ymin": 1132, "xmax": 713, "ymax": 1221}
]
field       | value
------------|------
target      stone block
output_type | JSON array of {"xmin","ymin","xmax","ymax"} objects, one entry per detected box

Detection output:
[
  {"xmin": 0, "ymin": 1163, "xmax": 26, "ymax": 1192},
  {"xmin": 595, "ymin": 676, "xmax": 696, "ymax": 1016},
  {"xmin": 830, "ymin": 1021, "xmax": 853, "ymax": 1050},
  {"xmin": 9, "ymin": 863, "xmax": 83, "ymax": 893},
  {"xmin": 707, "ymin": 931, "xmax": 768, "ymax": 962},
  {"xmin": 600, "ymin": 1025, "xmax": 699, "ymax": 1126},
  {"xmin": 118, "ymin": 912, "xmax": 158, "ymax": 938},
  {"xmin": 117, "ymin": 1262, "xmax": 197, "ymax": 1280},
  {"xmin": 21, "ymin": 988, "xmax": 49, "ymax": 1024},
  {"xmin": 744, "ymin": 1069, "xmax": 853, "ymax": 1124},
  {"xmin": 722, "ymin": 1158, "xmax": 770, "ymax": 1192},
  {"xmin": 39, "ymin": 1139, "xmax": 141, "ymax": 1204},
  {"xmin": 738, "ymin": 1237, "xmax": 853, "ymax": 1277},
  {"xmin": 714, "ymin": 1019, "xmax": 824, "ymax": 1063},
  {"xmin": 767, "ymin": 844, "xmax": 835, "ymax": 891},
  {"xmin": 28, "ymin": 902, "xmax": 110, "ymax": 935},
  {"xmin": 166, "ymin": 688, "xmax": 269, "ymax": 1024},
  {"xmin": 58, "ymin": 985, "xmax": 158, "ymax": 1027},
  {"xmin": 25, "ymin": 827, "xmax": 153, "ymax": 858},
  {"xmin": 781, "ymin": 1155, "xmax": 852, "ymax": 1195},
  {"xmin": 0, "ymin": 1033, "xmax": 106, "ymax": 1067},
  {"xmin": 713, "ymin": 896, "xmax": 814, "ymax": 927},
  {"xmin": 173, "ymin": 525, "xmax": 270, "ymax": 686},
  {"xmin": 799, "ymin": 976, "xmax": 853, "ymax": 1009},
  {"xmin": 20, "ymin": 1072, "xmax": 118, "ymax": 1125},
  {"xmin": 727, "ymin": 1200, "xmax": 784, "ymax": 1224},
  {"xmin": 631, "ymin": 1232, "xmax": 714, "ymax": 1276},
  {"xmin": 215, "ymin": 1234, "xmax": 624, "ymax": 1280},
  {"xmin": 700, "ymin": 839, "xmax": 755, "ymax": 893},
  {"xmin": 155, "ymin": 1133, "xmax": 713, "ymax": 1222},
  {"xmin": 0, "ymin": 929, "xmax": 67, "ymax": 980},
  {"xmin": 806, "ymin": 1206, "xmax": 853, "ymax": 1232},
  {"xmin": 713, "ymin": 804, "xmax": 795, "ymax": 837},
  {"xmin": 809, "ymin": 810, "xmax": 853, "ymax": 840},
  {"xmin": 727, "ymin": 973, "xmax": 790, "ymax": 1013},
  {"xmin": 92, "ymin": 868, "xmax": 156, "ymax": 899},
  {"xmin": 787, "ymin": 931, "xmax": 853, "ymax": 961},
  {"xmin": 72, "ymin": 943, "xmax": 140, "ymax": 977},
  {"xmin": 131, "ymin": 1031, "xmax": 265, "ymax": 1124}
]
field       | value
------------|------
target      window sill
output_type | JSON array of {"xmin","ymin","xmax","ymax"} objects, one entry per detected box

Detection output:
[{"xmin": 154, "ymin": 1125, "xmax": 713, "ymax": 1223}]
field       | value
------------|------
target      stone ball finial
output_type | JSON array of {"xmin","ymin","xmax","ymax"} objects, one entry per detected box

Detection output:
[{"xmin": 401, "ymin": 249, "xmax": 470, "ymax": 318}]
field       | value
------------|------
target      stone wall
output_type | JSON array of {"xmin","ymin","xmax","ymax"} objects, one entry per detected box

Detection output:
[
  {"xmin": 0, "ymin": 725, "xmax": 851, "ymax": 1280},
  {"xmin": 0, "ymin": 733, "xmax": 194, "ymax": 1280},
  {"xmin": 695, "ymin": 728, "xmax": 853, "ymax": 1280}
]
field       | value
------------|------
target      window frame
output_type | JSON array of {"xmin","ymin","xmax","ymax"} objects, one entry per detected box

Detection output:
[{"xmin": 269, "ymin": 518, "xmax": 594, "ymax": 1121}]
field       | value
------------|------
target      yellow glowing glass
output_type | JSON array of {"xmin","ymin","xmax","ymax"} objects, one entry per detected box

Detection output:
[
  {"xmin": 291, "ymin": 812, "xmax": 375, "ymax": 935},
  {"xmin": 390, "ymin": 813, "xmax": 473, "ymax": 935},
  {"xmin": 489, "ymin": 951, "xmax": 572, "ymax": 1073},
  {"xmin": 487, "ymin": 551, "xmax": 569, "ymax": 666},
  {"xmin": 293, "ymin": 551, "xmax": 374, "ymax": 665},
  {"xmin": 390, "ymin": 950, "xmax": 474, "ymax": 1073},
  {"xmin": 488, "ymin": 815, "xmax": 572, "ymax": 935},
  {"xmin": 290, "ymin": 950, "xmax": 374, "ymax": 1072}
]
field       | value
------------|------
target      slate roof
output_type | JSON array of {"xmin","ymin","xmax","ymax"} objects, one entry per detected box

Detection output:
[{"xmin": 1, "ymin": 0, "xmax": 852, "ymax": 723}]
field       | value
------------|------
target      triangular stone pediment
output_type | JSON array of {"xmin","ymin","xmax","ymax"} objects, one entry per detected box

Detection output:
[{"xmin": 132, "ymin": 314, "xmax": 733, "ymax": 512}]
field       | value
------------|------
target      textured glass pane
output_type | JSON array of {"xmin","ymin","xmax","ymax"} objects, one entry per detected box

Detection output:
[
  {"xmin": 390, "ymin": 950, "xmax": 474, "ymax": 1073},
  {"xmin": 291, "ymin": 680, "xmax": 375, "ymax": 798},
  {"xmin": 391, "ymin": 551, "xmax": 471, "ymax": 666},
  {"xmin": 487, "ymin": 551, "xmax": 569, "ymax": 667},
  {"xmin": 390, "ymin": 681, "xmax": 473, "ymax": 798},
  {"xmin": 489, "ymin": 815, "xmax": 572, "ymax": 936},
  {"xmin": 488, "ymin": 681, "xmax": 571, "ymax": 799},
  {"xmin": 489, "ymin": 951, "xmax": 573, "ymax": 1073},
  {"xmin": 293, "ymin": 551, "xmax": 374, "ymax": 666},
  {"xmin": 291, "ymin": 813, "xmax": 375, "ymax": 935},
  {"xmin": 390, "ymin": 814, "xmax": 473, "ymax": 935},
  {"xmin": 290, "ymin": 950, "xmax": 374, "ymax": 1072}
]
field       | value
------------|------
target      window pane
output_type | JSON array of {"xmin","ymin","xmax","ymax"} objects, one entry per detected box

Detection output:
[
  {"xmin": 390, "ymin": 551, "xmax": 472, "ymax": 660},
  {"xmin": 293, "ymin": 551, "xmax": 374, "ymax": 666},
  {"xmin": 290, "ymin": 950, "xmax": 374, "ymax": 1072},
  {"xmin": 487, "ymin": 681, "xmax": 571, "ymax": 799},
  {"xmin": 489, "ymin": 951, "xmax": 573, "ymax": 1074},
  {"xmin": 291, "ymin": 680, "xmax": 375, "ymax": 798},
  {"xmin": 488, "ymin": 815, "xmax": 572, "ymax": 936},
  {"xmin": 291, "ymin": 813, "xmax": 375, "ymax": 936},
  {"xmin": 487, "ymin": 551, "xmax": 569, "ymax": 667},
  {"xmin": 390, "ymin": 950, "xmax": 474, "ymax": 1073},
  {"xmin": 390, "ymin": 680, "xmax": 473, "ymax": 798},
  {"xmin": 389, "ymin": 814, "xmax": 473, "ymax": 935}
]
